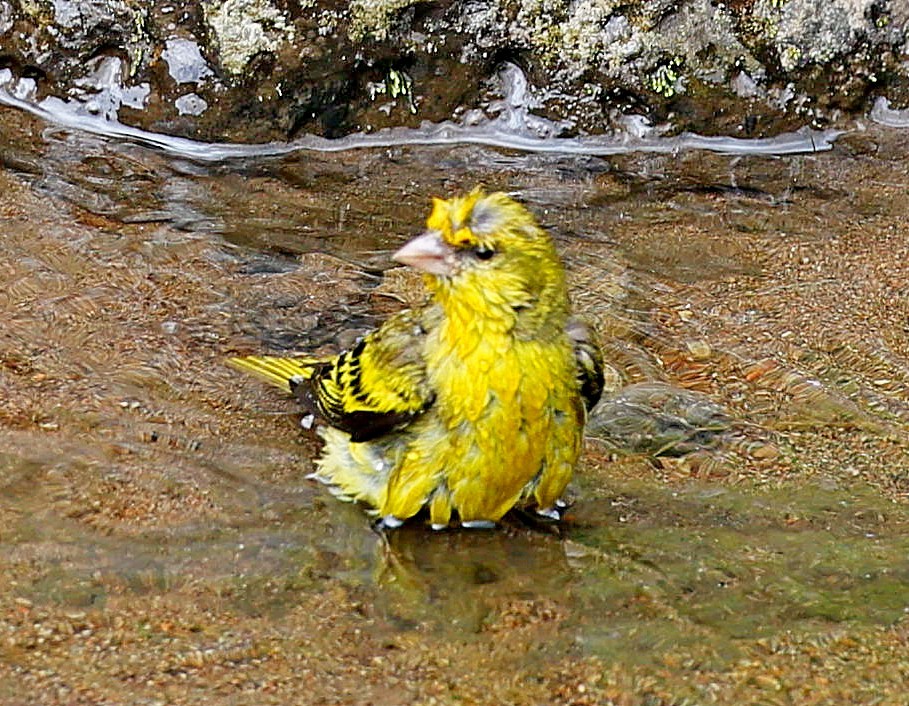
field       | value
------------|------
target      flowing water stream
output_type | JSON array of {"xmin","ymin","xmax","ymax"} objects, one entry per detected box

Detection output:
[{"xmin": 1, "ymin": 95, "xmax": 909, "ymax": 704}]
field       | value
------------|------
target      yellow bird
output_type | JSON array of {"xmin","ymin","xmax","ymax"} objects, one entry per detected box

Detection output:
[{"xmin": 229, "ymin": 189, "xmax": 603, "ymax": 529}]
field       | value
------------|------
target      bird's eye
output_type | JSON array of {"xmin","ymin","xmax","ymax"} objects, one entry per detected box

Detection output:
[{"xmin": 475, "ymin": 245, "xmax": 495, "ymax": 260}]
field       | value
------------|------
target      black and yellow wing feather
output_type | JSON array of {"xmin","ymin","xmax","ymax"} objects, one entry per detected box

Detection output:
[
  {"xmin": 567, "ymin": 317, "xmax": 605, "ymax": 413},
  {"xmin": 229, "ymin": 310, "xmax": 435, "ymax": 442}
]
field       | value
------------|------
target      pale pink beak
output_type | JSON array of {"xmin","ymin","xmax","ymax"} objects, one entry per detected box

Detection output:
[{"xmin": 392, "ymin": 231, "xmax": 456, "ymax": 276}]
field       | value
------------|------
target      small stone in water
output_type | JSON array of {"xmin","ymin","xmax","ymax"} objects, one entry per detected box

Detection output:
[{"xmin": 686, "ymin": 340, "xmax": 712, "ymax": 360}]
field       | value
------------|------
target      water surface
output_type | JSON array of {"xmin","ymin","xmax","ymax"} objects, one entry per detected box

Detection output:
[{"xmin": 1, "ymin": 104, "xmax": 909, "ymax": 704}]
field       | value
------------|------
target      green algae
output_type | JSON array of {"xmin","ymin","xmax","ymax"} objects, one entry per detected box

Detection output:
[{"xmin": 562, "ymin": 477, "xmax": 909, "ymax": 664}]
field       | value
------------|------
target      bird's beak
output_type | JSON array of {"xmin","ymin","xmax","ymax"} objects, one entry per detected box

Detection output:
[{"xmin": 392, "ymin": 231, "xmax": 456, "ymax": 276}]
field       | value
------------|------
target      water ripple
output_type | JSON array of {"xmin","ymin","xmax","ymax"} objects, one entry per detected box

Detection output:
[{"xmin": 0, "ymin": 64, "xmax": 841, "ymax": 163}]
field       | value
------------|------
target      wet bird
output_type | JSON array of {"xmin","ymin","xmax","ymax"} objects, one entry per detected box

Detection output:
[{"xmin": 229, "ymin": 189, "xmax": 603, "ymax": 529}]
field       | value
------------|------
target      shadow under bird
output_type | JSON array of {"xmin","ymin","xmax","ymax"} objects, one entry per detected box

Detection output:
[{"xmin": 230, "ymin": 188, "xmax": 604, "ymax": 529}]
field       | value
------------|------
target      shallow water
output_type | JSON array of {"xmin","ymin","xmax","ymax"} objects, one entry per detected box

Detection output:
[{"xmin": 2, "ymin": 104, "xmax": 909, "ymax": 704}]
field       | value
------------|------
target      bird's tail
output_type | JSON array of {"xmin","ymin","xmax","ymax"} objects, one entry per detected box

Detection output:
[{"xmin": 227, "ymin": 355, "xmax": 324, "ymax": 392}]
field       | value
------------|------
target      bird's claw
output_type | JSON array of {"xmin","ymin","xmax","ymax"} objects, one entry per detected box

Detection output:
[
  {"xmin": 375, "ymin": 515, "xmax": 404, "ymax": 530},
  {"xmin": 461, "ymin": 519, "xmax": 497, "ymax": 529},
  {"xmin": 535, "ymin": 506, "xmax": 562, "ymax": 521}
]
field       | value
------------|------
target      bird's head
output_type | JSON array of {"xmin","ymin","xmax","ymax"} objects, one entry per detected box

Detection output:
[{"xmin": 393, "ymin": 189, "xmax": 570, "ymax": 331}]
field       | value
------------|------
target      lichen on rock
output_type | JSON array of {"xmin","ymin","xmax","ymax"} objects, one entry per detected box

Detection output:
[
  {"xmin": 202, "ymin": 0, "xmax": 295, "ymax": 76},
  {"xmin": 348, "ymin": 0, "xmax": 426, "ymax": 42}
]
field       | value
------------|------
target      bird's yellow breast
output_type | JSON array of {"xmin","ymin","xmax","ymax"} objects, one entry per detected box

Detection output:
[{"xmin": 379, "ymin": 302, "xmax": 582, "ymax": 524}]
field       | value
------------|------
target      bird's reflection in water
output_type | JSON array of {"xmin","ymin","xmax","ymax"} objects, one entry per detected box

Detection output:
[{"xmin": 369, "ymin": 518, "xmax": 575, "ymax": 634}]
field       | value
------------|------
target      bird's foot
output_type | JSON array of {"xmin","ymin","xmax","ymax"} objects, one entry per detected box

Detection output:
[
  {"xmin": 536, "ymin": 497, "xmax": 573, "ymax": 520},
  {"xmin": 375, "ymin": 515, "xmax": 404, "ymax": 530},
  {"xmin": 461, "ymin": 519, "xmax": 497, "ymax": 529},
  {"xmin": 535, "ymin": 506, "xmax": 562, "ymax": 521}
]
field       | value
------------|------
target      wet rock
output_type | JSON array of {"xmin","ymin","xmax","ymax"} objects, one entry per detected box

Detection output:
[
  {"xmin": 0, "ymin": 0, "xmax": 906, "ymax": 141},
  {"xmin": 174, "ymin": 92, "xmax": 208, "ymax": 116},
  {"xmin": 588, "ymin": 381, "xmax": 735, "ymax": 457},
  {"xmin": 161, "ymin": 37, "xmax": 214, "ymax": 85}
]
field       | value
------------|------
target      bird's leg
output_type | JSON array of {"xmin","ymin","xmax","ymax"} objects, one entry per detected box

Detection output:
[{"xmin": 429, "ymin": 487, "xmax": 452, "ymax": 530}]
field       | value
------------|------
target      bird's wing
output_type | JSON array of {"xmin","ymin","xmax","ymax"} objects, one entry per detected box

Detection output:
[
  {"xmin": 305, "ymin": 309, "xmax": 436, "ymax": 442},
  {"xmin": 230, "ymin": 309, "xmax": 435, "ymax": 443},
  {"xmin": 567, "ymin": 317, "xmax": 605, "ymax": 413}
]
